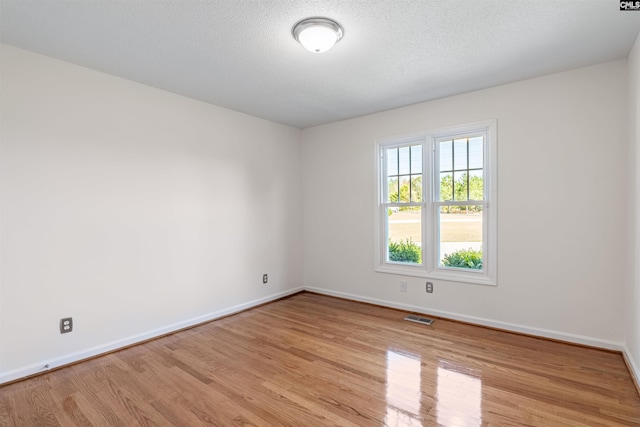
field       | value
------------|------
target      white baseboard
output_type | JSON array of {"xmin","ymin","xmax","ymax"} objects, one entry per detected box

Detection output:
[
  {"xmin": 623, "ymin": 347, "xmax": 640, "ymax": 396},
  {"xmin": 2, "ymin": 286, "xmax": 630, "ymax": 386},
  {"xmin": 304, "ymin": 286, "xmax": 625, "ymax": 352},
  {"xmin": 0, "ymin": 287, "xmax": 304, "ymax": 385}
]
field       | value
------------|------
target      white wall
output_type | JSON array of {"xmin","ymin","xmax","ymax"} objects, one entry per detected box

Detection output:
[
  {"xmin": 1, "ymin": 41, "xmax": 636, "ymax": 385},
  {"xmin": 302, "ymin": 60, "xmax": 629, "ymax": 348},
  {"xmin": 0, "ymin": 45, "xmax": 303, "ymax": 382},
  {"xmin": 627, "ymin": 32, "xmax": 640, "ymax": 386}
]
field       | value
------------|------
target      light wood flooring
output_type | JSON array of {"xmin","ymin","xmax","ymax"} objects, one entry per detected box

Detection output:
[{"xmin": 1, "ymin": 292, "xmax": 639, "ymax": 426}]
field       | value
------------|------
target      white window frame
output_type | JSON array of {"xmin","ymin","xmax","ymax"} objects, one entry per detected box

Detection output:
[{"xmin": 374, "ymin": 120, "xmax": 497, "ymax": 286}]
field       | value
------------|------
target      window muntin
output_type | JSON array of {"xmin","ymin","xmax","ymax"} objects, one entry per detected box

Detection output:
[
  {"xmin": 385, "ymin": 144, "xmax": 423, "ymax": 204},
  {"xmin": 375, "ymin": 121, "xmax": 496, "ymax": 286}
]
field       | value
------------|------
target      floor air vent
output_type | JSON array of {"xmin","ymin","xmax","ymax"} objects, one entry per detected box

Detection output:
[{"xmin": 404, "ymin": 315, "xmax": 435, "ymax": 326}]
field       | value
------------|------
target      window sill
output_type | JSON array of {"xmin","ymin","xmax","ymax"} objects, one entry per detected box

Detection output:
[{"xmin": 375, "ymin": 264, "xmax": 497, "ymax": 287}]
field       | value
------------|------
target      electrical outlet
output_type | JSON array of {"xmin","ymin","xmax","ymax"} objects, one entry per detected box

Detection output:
[
  {"xmin": 60, "ymin": 317, "xmax": 73, "ymax": 334},
  {"xmin": 400, "ymin": 281, "xmax": 408, "ymax": 292},
  {"xmin": 263, "ymin": 274, "xmax": 268, "ymax": 284},
  {"xmin": 426, "ymin": 282, "xmax": 433, "ymax": 293}
]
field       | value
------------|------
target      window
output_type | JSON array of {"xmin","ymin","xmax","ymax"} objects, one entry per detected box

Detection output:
[{"xmin": 375, "ymin": 120, "xmax": 497, "ymax": 286}]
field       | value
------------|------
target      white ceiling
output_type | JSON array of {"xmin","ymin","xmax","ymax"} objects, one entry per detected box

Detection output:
[{"xmin": 1, "ymin": 1, "xmax": 639, "ymax": 129}]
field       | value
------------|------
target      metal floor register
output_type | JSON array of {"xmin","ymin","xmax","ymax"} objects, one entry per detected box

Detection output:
[{"xmin": 404, "ymin": 315, "xmax": 435, "ymax": 326}]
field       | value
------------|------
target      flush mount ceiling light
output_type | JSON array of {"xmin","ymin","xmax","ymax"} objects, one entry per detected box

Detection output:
[{"xmin": 292, "ymin": 17, "xmax": 343, "ymax": 53}]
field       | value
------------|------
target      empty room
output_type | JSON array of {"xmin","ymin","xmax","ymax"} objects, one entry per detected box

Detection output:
[{"xmin": 1, "ymin": 0, "xmax": 640, "ymax": 425}]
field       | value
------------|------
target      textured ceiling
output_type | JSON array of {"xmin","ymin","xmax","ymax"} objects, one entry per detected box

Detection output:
[{"xmin": 1, "ymin": 1, "xmax": 640, "ymax": 129}]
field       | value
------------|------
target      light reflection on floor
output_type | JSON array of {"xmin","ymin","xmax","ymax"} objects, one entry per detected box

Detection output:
[
  {"xmin": 385, "ymin": 349, "xmax": 423, "ymax": 426},
  {"xmin": 385, "ymin": 349, "xmax": 483, "ymax": 427},
  {"xmin": 436, "ymin": 363, "xmax": 482, "ymax": 427}
]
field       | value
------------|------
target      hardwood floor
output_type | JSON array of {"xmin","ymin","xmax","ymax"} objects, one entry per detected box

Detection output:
[{"xmin": 1, "ymin": 292, "xmax": 639, "ymax": 426}]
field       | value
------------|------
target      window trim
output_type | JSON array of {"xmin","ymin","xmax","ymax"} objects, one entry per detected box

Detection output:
[{"xmin": 374, "ymin": 120, "xmax": 497, "ymax": 286}]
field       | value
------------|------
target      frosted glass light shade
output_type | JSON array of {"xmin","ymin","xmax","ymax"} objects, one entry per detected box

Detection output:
[{"xmin": 293, "ymin": 18, "xmax": 343, "ymax": 53}]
